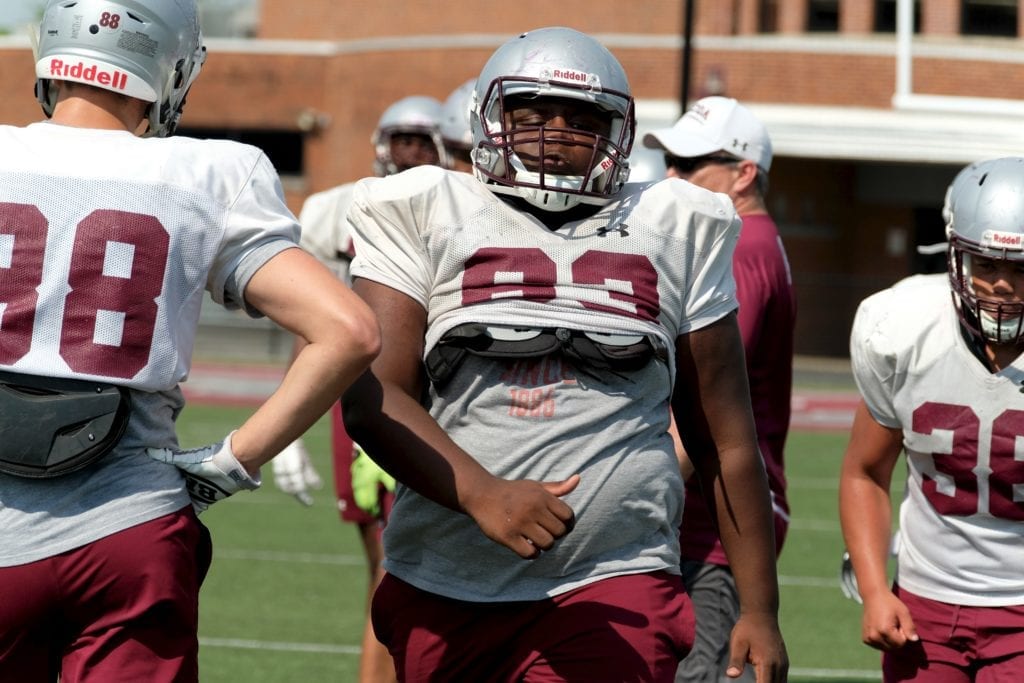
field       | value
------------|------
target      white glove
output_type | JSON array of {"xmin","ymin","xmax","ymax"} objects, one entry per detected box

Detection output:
[
  {"xmin": 839, "ymin": 550, "xmax": 862, "ymax": 604},
  {"xmin": 148, "ymin": 431, "xmax": 260, "ymax": 514},
  {"xmin": 272, "ymin": 438, "xmax": 323, "ymax": 507},
  {"xmin": 840, "ymin": 532, "xmax": 901, "ymax": 604}
]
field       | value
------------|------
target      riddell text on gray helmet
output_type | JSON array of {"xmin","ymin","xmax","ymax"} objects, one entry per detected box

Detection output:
[{"xmin": 45, "ymin": 59, "xmax": 130, "ymax": 91}]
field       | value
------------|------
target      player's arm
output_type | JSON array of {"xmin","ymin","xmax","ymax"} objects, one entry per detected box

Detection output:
[
  {"xmin": 668, "ymin": 411, "xmax": 694, "ymax": 481},
  {"xmin": 341, "ymin": 278, "xmax": 578, "ymax": 560},
  {"xmin": 838, "ymin": 400, "xmax": 916, "ymax": 651},
  {"xmin": 269, "ymin": 318, "xmax": 321, "ymax": 506},
  {"xmin": 230, "ymin": 248, "xmax": 380, "ymax": 469},
  {"xmin": 673, "ymin": 311, "xmax": 787, "ymax": 683},
  {"xmin": 270, "ymin": 191, "xmax": 353, "ymax": 505},
  {"xmin": 150, "ymin": 248, "xmax": 379, "ymax": 512}
]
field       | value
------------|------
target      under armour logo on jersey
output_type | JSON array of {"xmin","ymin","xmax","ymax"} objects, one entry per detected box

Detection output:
[{"xmin": 597, "ymin": 223, "xmax": 630, "ymax": 237}]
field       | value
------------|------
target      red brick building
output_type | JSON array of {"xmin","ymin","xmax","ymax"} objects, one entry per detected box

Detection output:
[{"xmin": 4, "ymin": 0, "xmax": 1024, "ymax": 355}]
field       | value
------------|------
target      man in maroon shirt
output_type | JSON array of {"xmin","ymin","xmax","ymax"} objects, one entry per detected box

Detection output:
[{"xmin": 643, "ymin": 96, "xmax": 796, "ymax": 683}]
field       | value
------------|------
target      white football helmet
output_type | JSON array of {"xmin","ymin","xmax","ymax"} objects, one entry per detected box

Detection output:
[
  {"xmin": 470, "ymin": 27, "xmax": 635, "ymax": 212},
  {"xmin": 35, "ymin": 0, "xmax": 206, "ymax": 138},
  {"xmin": 946, "ymin": 157, "xmax": 1024, "ymax": 345},
  {"xmin": 371, "ymin": 95, "xmax": 444, "ymax": 177},
  {"xmin": 440, "ymin": 78, "xmax": 476, "ymax": 166}
]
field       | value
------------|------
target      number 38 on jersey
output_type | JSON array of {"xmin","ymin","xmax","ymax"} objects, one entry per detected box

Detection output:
[{"xmin": 913, "ymin": 401, "xmax": 1024, "ymax": 521}]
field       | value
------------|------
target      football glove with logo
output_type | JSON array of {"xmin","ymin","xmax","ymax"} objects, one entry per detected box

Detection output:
[
  {"xmin": 351, "ymin": 445, "xmax": 395, "ymax": 516},
  {"xmin": 272, "ymin": 438, "xmax": 323, "ymax": 507},
  {"xmin": 148, "ymin": 431, "xmax": 260, "ymax": 514}
]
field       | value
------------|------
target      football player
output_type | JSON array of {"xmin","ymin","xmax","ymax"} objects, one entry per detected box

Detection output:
[
  {"xmin": 0, "ymin": 1, "xmax": 379, "ymax": 679},
  {"xmin": 272, "ymin": 93, "xmax": 446, "ymax": 683},
  {"xmin": 274, "ymin": 94, "xmax": 445, "ymax": 508},
  {"xmin": 439, "ymin": 78, "xmax": 476, "ymax": 174},
  {"xmin": 341, "ymin": 27, "xmax": 787, "ymax": 683},
  {"xmin": 644, "ymin": 96, "xmax": 796, "ymax": 683},
  {"xmin": 839, "ymin": 157, "xmax": 1024, "ymax": 681}
]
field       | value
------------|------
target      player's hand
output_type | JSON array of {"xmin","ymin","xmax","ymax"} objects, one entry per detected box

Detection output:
[
  {"xmin": 351, "ymin": 445, "xmax": 396, "ymax": 516},
  {"xmin": 726, "ymin": 612, "xmax": 788, "ymax": 683},
  {"xmin": 272, "ymin": 438, "xmax": 323, "ymax": 506},
  {"xmin": 464, "ymin": 474, "xmax": 580, "ymax": 559},
  {"xmin": 148, "ymin": 431, "xmax": 260, "ymax": 514},
  {"xmin": 861, "ymin": 592, "xmax": 918, "ymax": 651}
]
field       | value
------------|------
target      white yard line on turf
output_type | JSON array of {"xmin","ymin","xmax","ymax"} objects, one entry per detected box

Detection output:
[
  {"xmin": 197, "ymin": 638, "xmax": 881, "ymax": 680},
  {"xmin": 198, "ymin": 637, "xmax": 360, "ymax": 655},
  {"xmin": 213, "ymin": 547, "xmax": 846, "ymax": 590},
  {"xmin": 789, "ymin": 668, "xmax": 880, "ymax": 680},
  {"xmin": 212, "ymin": 548, "xmax": 364, "ymax": 565},
  {"xmin": 788, "ymin": 518, "xmax": 841, "ymax": 532},
  {"xmin": 779, "ymin": 575, "xmax": 842, "ymax": 588}
]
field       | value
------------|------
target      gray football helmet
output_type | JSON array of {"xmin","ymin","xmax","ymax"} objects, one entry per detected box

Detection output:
[
  {"xmin": 946, "ymin": 157, "xmax": 1024, "ymax": 345},
  {"xmin": 440, "ymin": 79, "xmax": 476, "ymax": 162},
  {"xmin": 35, "ymin": 0, "xmax": 206, "ymax": 138},
  {"xmin": 470, "ymin": 27, "xmax": 635, "ymax": 212},
  {"xmin": 371, "ymin": 95, "xmax": 444, "ymax": 177},
  {"xmin": 626, "ymin": 145, "xmax": 668, "ymax": 183}
]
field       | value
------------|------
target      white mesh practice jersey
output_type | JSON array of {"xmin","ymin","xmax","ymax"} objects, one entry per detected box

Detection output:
[
  {"xmin": 350, "ymin": 168, "xmax": 739, "ymax": 369},
  {"xmin": 348, "ymin": 168, "xmax": 741, "ymax": 602},
  {"xmin": 852, "ymin": 274, "xmax": 1024, "ymax": 606},
  {"xmin": 0, "ymin": 123, "xmax": 297, "ymax": 392},
  {"xmin": 297, "ymin": 182, "xmax": 356, "ymax": 282},
  {"xmin": 0, "ymin": 122, "xmax": 298, "ymax": 568}
]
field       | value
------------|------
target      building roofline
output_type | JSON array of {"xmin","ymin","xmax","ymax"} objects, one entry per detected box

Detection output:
[
  {"xmin": 638, "ymin": 98, "xmax": 1024, "ymax": 165},
  {"xmin": 3, "ymin": 30, "xmax": 1023, "ymax": 62}
]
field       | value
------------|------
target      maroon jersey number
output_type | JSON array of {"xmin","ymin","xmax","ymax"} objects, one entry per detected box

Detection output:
[
  {"xmin": 0, "ymin": 203, "xmax": 47, "ymax": 365},
  {"xmin": 0, "ymin": 203, "xmax": 168, "ymax": 379},
  {"xmin": 462, "ymin": 247, "xmax": 659, "ymax": 322},
  {"xmin": 913, "ymin": 401, "xmax": 1024, "ymax": 520}
]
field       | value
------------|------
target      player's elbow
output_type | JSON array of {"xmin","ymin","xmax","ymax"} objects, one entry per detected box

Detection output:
[
  {"xmin": 343, "ymin": 304, "xmax": 383, "ymax": 368},
  {"xmin": 339, "ymin": 368, "xmax": 390, "ymax": 445},
  {"xmin": 340, "ymin": 392, "xmax": 366, "ymax": 440},
  {"xmin": 320, "ymin": 298, "xmax": 381, "ymax": 372}
]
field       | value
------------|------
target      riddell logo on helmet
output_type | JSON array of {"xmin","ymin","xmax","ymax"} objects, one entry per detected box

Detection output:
[
  {"xmin": 983, "ymin": 230, "xmax": 1024, "ymax": 250},
  {"xmin": 552, "ymin": 69, "xmax": 590, "ymax": 84},
  {"xmin": 48, "ymin": 59, "xmax": 128, "ymax": 90}
]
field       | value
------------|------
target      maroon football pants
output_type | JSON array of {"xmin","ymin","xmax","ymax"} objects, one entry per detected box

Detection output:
[{"xmin": 0, "ymin": 507, "xmax": 211, "ymax": 683}]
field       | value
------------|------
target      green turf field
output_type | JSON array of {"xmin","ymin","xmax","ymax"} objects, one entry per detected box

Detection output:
[{"xmin": 178, "ymin": 404, "xmax": 899, "ymax": 682}]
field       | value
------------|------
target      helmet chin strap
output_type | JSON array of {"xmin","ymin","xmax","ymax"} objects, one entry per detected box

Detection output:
[
  {"xmin": 504, "ymin": 152, "xmax": 615, "ymax": 212},
  {"xmin": 977, "ymin": 306, "xmax": 1024, "ymax": 344}
]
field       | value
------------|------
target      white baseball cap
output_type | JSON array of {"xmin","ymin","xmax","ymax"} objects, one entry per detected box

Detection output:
[{"xmin": 642, "ymin": 96, "xmax": 773, "ymax": 172}]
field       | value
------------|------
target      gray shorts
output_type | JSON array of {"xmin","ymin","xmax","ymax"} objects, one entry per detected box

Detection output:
[{"xmin": 675, "ymin": 560, "xmax": 754, "ymax": 683}]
